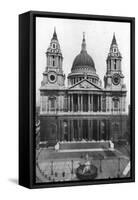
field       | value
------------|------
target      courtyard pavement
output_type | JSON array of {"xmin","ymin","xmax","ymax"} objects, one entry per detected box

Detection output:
[{"xmin": 36, "ymin": 148, "xmax": 130, "ymax": 183}]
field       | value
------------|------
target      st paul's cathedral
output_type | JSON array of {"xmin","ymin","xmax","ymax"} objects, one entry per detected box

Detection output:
[{"xmin": 39, "ymin": 29, "xmax": 128, "ymax": 147}]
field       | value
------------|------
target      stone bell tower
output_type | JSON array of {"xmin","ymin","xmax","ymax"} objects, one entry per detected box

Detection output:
[
  {"xmin": 41, "ymin": 27, "xmax": 65, "ymax": 89},
  {"xmin": 104, "ymin": 33, "xmax": 126, "ymax": 91}
]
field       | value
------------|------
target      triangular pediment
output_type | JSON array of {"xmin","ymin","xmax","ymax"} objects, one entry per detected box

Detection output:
[{"xmin": 68, "ymin": 79, "xmax": 102, "ymax": 90}]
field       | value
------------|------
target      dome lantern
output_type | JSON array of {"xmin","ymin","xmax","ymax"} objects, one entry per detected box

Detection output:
[{"xmin": 81, "ymin": 32, "xmax": 86, "ymax": 52}]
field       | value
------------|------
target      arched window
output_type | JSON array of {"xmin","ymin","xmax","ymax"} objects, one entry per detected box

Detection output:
[
  {"xmin": 52, "ymin": 55, "xmax": 55, "ymax": 66},
  {"xmin": 114, "ymin": 59, "xmax": 117, "ymax": 70},
  {"xmin": 113, "ymin": 48, "xmax": 117, "ymax": 53}
]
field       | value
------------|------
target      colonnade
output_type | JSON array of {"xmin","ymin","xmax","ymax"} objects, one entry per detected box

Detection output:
[
  {"xmin": 57, "ymin": 119, "xmax": 110, "ymax": 141},
  {"xmin": 67, "ymin": 93, "xmax": 102, "ymax": 112}
]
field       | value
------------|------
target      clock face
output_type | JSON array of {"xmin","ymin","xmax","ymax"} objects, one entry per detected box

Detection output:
[
  {"xmin": 112, "ymin": 74, "xmax": 120, "ymax": 85},
  {"xmin": 48, "ymin": 72, "xmax": 57, "ymax": 83}
]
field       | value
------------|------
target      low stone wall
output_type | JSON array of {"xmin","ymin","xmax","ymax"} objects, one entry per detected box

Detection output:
[{"xmin": 58, "ymin": 140, "xmax": 111, "ymax": 150}]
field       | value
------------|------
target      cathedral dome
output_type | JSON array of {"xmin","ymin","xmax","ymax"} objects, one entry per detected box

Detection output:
[
  {"xmin": 72, "ymin": 50, "xmax": 95, "ymax": 73},
  {"xmin": 71, "ymin": 33, "xmax": 96, "ymax": 73},
  {"xmin": 68, "ymin": 33, "xmax": 100, "ymax": 87}
]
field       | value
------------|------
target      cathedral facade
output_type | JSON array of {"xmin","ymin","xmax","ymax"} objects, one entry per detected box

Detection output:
[{"xmin": 39, "ymin": 29, "xmax": 128, "ymax": 147}]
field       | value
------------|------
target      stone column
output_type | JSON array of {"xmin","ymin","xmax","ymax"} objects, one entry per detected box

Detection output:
[
  {"xmin": 99, "ymin": 95, "xmax": 101, "ymax": 112},
  {"xmin": 70, "ymin": 94, "xmax": 72, "ymax": 112},
  {"xmin": 81, "ymin": 94, "xmax": 83, "ymax": 112},
  {"xmin": 62, "ymin": 95, "xmax": 64, "ymax": 112},
  {"xmin": 62, "ymin": 120, "xmax": 65, "ymax": 141},
  {"xmin": 106, "ymin": 120, "xmax": 109, "ymax": 140},
  {"xmin": 78, "ymin": 120, "xmax": 81, "ymax": 140},
  {"xmin": 77, "ymin": 120, "xmax": 79, "ymax": 140},
  {"xmin": 88, "ymin": 120, "xmax": 91, "ymax": 140},
  {"xmin": 89, "ymin": 94, "xmax": 91, "ymax": 112},
  {"xmin": 57, "ymin": 119, "xmax": 59, "ymax": 141},
  {"xmin": 80, "ymin": 94, "xmax": 82, "ymax": 112},
  {"xmin": 91, "ymin": 94, "xmax": 93, "ymax": 112},
  {"xmin": 101, "ymin": 96, "xmax": 103, "ymax": 112},
  {"xmin": 60, "ymin": 120, "xmax": 63, "ymax": 141},
  {"xmin": 67, "ymin": 120, "xmax": 71, "ymax": 141},
  {"xmin": 45, "ymin": 97, "xmax": 47, "ymax": 113},
  {"xmin": 60, "ymin": 95, "xmax": 63, "ymax": 112},
  {"xmin": 97, "ymin": 95, "xmax": 99, "ymax": 112},
  {"xmin": 79, "ymin": 94, "xmax": 81, "ymax": 112},
  {"xmin": 71, "ymin": 94, "xmax": 73, "ymax": 112},
  {"xmin": 99, "ymin": 121, "xmax": 101, "ymax": 140},
  {"xmin": 47, "ymin": 99, "xmax": 49, "ymax": 112},
  {"xmin": 77, "ymin": 94, "xmax": 79, "ymax": 112},
  {"xmin": 91, "ymin": 120, "xmax": 93, "ymax": 140},
  {"xmin": 58, "ymin": 120, "xmax": 60, "ymax": 141},
  {"xmin": 68, "ymin": 94, "xmax": 70, "ymax": 112},
  {"xmin": 97, "ymin": 120, "xmax": 99, "ymax": 141},
  {"xmin": 88, "ymin": 94, "xmax": 90, "ymax": 112},
  {"xmin": 71, "ymin": 120, "xmax": 74, "ymax": 141},
  {"xmin": 81, "ymin": 120, "xmax": 83, "ymax": 139}
]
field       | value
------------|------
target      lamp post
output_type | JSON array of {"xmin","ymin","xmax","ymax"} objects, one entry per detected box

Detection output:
[
  {"xmin": 96, "ymin": 154, "xmax": 104, "ymax": 173},
  {"xmin": 117, "ymin": 157, "xmax": 121, "ymax": 176},
  {"xmin": 71, "ymin": 160, "xmax": 74, "ymax": 174},
  {"xmin": 100, "ymin": 159, "xmax": 102, "ymax": 173},
  {"xmin": 51, "ymin": 161, "xmax": 54, "ymax": 175}
]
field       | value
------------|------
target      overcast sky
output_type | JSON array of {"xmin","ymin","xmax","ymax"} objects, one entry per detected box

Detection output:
[{"xmin": 36, "ymin": 17, "xmax": 130, "ymax": 110}]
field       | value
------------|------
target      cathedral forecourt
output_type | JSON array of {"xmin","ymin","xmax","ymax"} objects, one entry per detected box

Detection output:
[{"xmin": 39, "ymin": 28, "xmax": 128, "ymax": 148}]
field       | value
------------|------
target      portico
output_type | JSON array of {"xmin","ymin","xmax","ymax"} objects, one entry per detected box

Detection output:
[
  {"xmin": 57, "ymin": 117, "xmax": 110, "ymax": 142},
  {"xmin": 67, "ymin": 93, "xmax": 102, "ymax": 112}
]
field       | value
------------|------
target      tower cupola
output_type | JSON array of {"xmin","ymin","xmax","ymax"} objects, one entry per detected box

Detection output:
[
  {"xmin": 104, "ymin": 33, "xmax": 126, "ymax": 90},
  {"xmin": 40, "ymin": 28, "xmax": 65, "ymax": 89}
]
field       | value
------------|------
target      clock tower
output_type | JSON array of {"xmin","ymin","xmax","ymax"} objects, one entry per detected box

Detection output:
[
  {"xmin": 104, "ymin": 33, "xmax": 126, "ymax": 91},
  {"xmin": 41, "ymin": 28, "xmax": 65, "ymax": 89}
]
